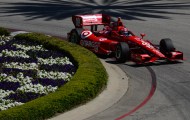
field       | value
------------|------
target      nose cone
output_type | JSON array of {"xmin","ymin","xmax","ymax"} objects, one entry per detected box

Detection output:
[{"xmin": 154, "ymin": 50, "xmax": 166, "ymax": 58}]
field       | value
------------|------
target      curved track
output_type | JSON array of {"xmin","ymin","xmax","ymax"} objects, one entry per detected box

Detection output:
[{"xmin": 0, "ymin": 0, "xmax": 190, "ymax": 120}]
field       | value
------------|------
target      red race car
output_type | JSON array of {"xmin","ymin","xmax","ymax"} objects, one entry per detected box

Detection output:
[{"xmin": 67, "ymin": 14, "xmax": 183, "ymax": 64}]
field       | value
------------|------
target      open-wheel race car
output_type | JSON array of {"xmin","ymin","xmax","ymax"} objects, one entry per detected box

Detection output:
[{"xmin": 67, "ymin": 14, "xmax": 183, "ymax": 64}]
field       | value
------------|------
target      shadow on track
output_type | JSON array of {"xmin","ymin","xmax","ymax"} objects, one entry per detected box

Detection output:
[
  {"xmin": 105, "ymin": 59, "xmax": 183, "ymax": 67},
  {"xmin": 0, "ymin": 0, "xmax": 190, "ymax": 21}
]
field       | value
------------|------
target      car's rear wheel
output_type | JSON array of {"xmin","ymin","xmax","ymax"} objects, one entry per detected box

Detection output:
[
  {"xmin": 160, "ymin": 38, "xmax": 175, "ymax": 54},
  {"xmin": 69, "ymin": 29, "xmax": 80, "ymax": 44},
  {"xmin": 115, "ymin": 42, "xmax": 130, "ymax": 63}
]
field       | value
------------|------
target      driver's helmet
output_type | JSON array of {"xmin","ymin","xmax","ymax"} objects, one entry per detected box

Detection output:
[
  {"xmin": 119, "ymin": 28, "xmax": 129, "ymax": 36},
  {"xmin": 117, "ymin": 17, "xmax": 123, "ymax": 26}
]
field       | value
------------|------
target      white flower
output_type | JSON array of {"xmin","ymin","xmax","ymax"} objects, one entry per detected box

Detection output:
[
  {"xmin": 3, "ymin": 62, "xmax": 38, "ymax": 70},
  {"xmin": 1, "ymin": 49, "xmax": 30, "ymax": 58},
  {"xmin": 17, "ymin": 83, "xmax": 58, "ymax": 95},
  {"xmin": 0, "ymin": 73, "xmax": 33, "ymax": 85},
  {"xmin": 0, "ymin": 36, "xmax": 12, "ymax": 45},
  {"xmin": 0, "ymin": 99, "xmax": 23, "ymax": 111},
  {"xmin": 0, "ymin": 89, "xmax": 15, "ymax": 99},
  {"xmin": 13, "ymin": 44, "xmax": 48, "ymax": 51},
  {"xmin": 37, "ymin": 70, "xmax": 72, "ymax": 81},
  {"xmin": 37, "ymin": 56, "xmax": 73, "ymax": 65}
]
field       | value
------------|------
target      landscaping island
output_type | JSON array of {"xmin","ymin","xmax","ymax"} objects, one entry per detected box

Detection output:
[{"xmin": 0, "ymin": 27, "xmax": 107, "ymax": 120}]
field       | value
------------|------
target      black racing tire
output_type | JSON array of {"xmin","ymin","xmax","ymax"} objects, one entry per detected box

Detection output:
[
  {"xmin": 160, "ymin": 38, "xmax": 175, "ymax": 53},
  {"xmin": 69, "ymin": 29, "xmax": 80, "ymax": 44},
  {"xmin": 115, "ymin": 42, "xmax": 130, "ymax": 63}
]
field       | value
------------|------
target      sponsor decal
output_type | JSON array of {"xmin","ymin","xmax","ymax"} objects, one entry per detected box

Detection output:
[
  {"xmin": 141, "ymin": 41, "xmax": 154, "ymax": 49},
  {"xmin": 81, "ymin": 31, "xmax": 92, "ymax": 39},
  {"xmin": 141, "ymin": 41, "xmax": 164, "ymax": 57},
  {"xmin": 82, "ymin": 15, "xmax": 101, "ymax": 22},
  {"xmin": 80, "ymin": 40, "xmax": 100, "ymax": 52},
  {"xmin": 99, "ymin": 38, "xmax": 107, "ymax": 41}
]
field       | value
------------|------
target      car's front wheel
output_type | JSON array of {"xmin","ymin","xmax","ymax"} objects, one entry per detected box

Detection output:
[
  {"xmin": 115, "ymin": 42, "xmax": 130, "ymax": 63},
  {"xmin": 160, "ymin": 38, "xmax": 175, "ymax": 54}
]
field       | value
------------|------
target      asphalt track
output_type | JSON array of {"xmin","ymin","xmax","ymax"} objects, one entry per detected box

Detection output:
[{"xmin": 0, "ymin": 0, "xmax": 190, "ymax": 120}]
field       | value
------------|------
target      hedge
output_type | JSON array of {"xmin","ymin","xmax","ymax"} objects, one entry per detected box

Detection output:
[
  {"xmin": 0, "ymin": 27, "xmax": 10, "ymax": 36},
  {"xmin": 0, "ymin": 30, "xmax": 108, "ymax": 119}
]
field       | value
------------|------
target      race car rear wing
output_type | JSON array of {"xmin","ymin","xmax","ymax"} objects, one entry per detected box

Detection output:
[{"xmin": 72, "ymin": 14, "xmax": 111, "ymax": 28}]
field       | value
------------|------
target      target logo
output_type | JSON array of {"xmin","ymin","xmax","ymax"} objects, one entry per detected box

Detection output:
[{"xmin": 81, "ymin": 31, "xmax": 92, "ymax": 39}]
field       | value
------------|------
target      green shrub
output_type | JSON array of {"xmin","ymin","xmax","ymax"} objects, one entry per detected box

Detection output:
[
  {"xmin": 0, "ymin": 27, "xmax": 10, "ymax": 36},
  {"xmin": 0, "ymin": 33, "xmax": 107, "ymax": 120}
]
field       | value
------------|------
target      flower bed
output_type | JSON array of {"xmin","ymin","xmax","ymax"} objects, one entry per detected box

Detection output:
[
  {"xmin": 0, "ymin": 35, "xmax": 76, "ymax": 111},
  {"xmin": 0, "ymin": 30, "xmax": 107, "ymax": 120}
]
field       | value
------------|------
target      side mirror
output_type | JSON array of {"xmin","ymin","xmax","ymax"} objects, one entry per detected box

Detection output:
[{"xmin": 140, "ymin": 33, "xmax": 146, "ymax": 39}]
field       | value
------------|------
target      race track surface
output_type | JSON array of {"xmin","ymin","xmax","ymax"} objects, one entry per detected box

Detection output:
[{"xmin": 0, "ymin": 0, "xmax": 190, "ymax": 120}]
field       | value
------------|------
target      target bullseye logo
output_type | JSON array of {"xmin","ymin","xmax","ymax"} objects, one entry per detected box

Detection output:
[{"xmin": 81, "ymin": 31, "xmax": 92, "ymax": 39}]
